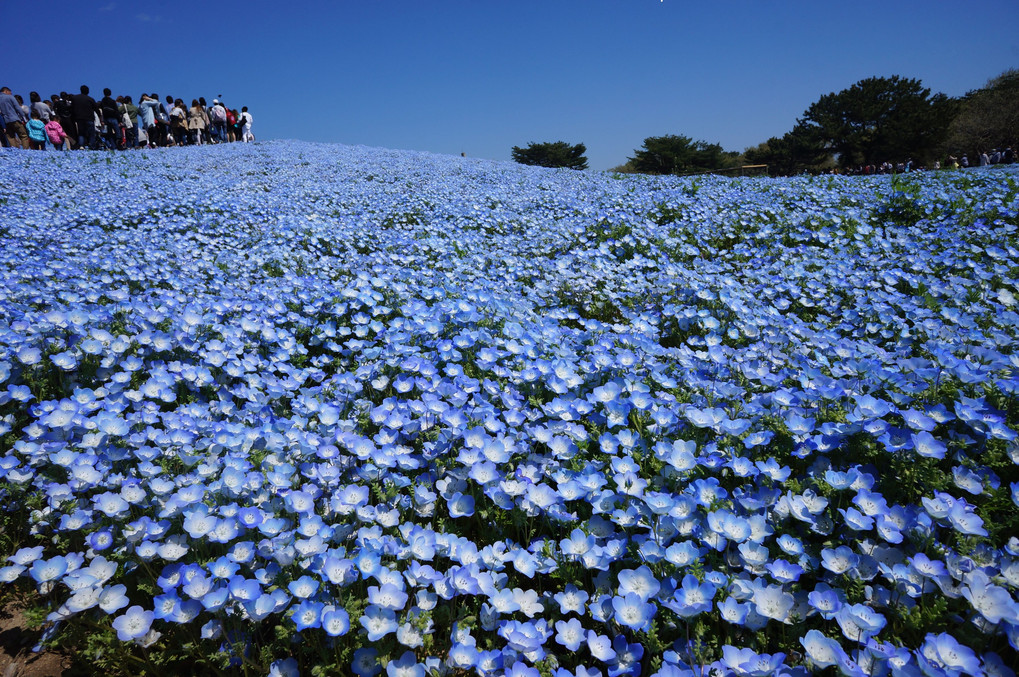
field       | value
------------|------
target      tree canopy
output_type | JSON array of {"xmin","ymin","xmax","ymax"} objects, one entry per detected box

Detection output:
[
  {"xmin": 947, "ymin": 68, "xmax": 1019, "ymax": 158},
  {"xmin": 627, "ymin": 135, "xmax": 738, "ymax": 175},
  {"xmin": 796, "ymin": 76, "xmax": 957, "ymax": 168},
  {"xmin": 510, "ymin": 141, "xmax": 588, "ymax": 170},
  {"xmin": 743, "ymin": 126, "xmax": 832, "ymax": 176}
]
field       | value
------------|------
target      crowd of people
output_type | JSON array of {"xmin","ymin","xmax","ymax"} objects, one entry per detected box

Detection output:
[
  {"xmin": 837, "ymin": 148, "xmax": 1016, "ymax": 175},
  {"xmin": 0, "ymin": 85, "xmax": 254, "ymax": 151}
]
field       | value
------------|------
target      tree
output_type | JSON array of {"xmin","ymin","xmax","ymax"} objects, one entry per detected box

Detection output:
[
  {"xmin": 743, "ymin": 126, "xmax": 831, "ymax": 176},
  {"xmin": 627, "ymin": 135, "xmax": 737, "ymax": 175},
  {"xmin": 797, "ymin": 76, "xmax": 957, "ymax": 168},
  {"xmin": 510, "ymin": 141, "xmax": 588, "ymax": 170},
  {"xmin": 947, "ymin": 69, "xmax": 1019, "ymax": 159}
]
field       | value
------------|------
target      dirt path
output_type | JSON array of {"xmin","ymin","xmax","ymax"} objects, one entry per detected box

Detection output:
[{"xmin": 0, "ymin": 599, "xmax": 70, "ymax": 677}]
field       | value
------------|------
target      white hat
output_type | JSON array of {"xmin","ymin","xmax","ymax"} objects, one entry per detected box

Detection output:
[{"xmin": 213, "ymin": 99, "xmax": 219, "ymax": 104}]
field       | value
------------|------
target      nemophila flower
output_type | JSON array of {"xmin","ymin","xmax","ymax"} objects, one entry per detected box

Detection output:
[
  {"xmin": 718, "ymin": 646, "xmax": 788, "ymax": 676},
  {"xmin": 361, "ymin": 604, "xmax": 397, "ymax": 641},
  {"xmin": 948, "ymin": 501, "xmax": 988, "ymax": 536},
  {"xmin": 446, "ymin": 492, "xmax": 475, "ymax": 518},
  {"xmin": 112, "ymin": 605, "xmax": 154, "ymax": 642},
  {"xmin": 561, "ymin": 528, "xmax": 595, "ymax": 558},
  {"xmin": 447, "ymin": 641, "xmax": 479, "ymax": 670},
  {"xmin": 961, "ymin": 570, "xmax": 1019, "ymax": 625},
  {"xmin": 555, "ymin": 618, "xmax": 586, "ymax": 651},
  {"xmin": 368, "ymin": 582, "xmax": 409, "ymax": 610},
  {"xmin": 617, "ymin": 565, "xmax": 660, "ymax": 601},
  {"xmin": 800, "ymin": 629, "xmax": 849, "ymax": 669},
  {"xmin": 99, "ymin": 584, "xmax": 129, "ymax": 613},
  {"xmin": 269, "ymin": 658, "xmax": 300, "ymax": 677},
  {"xmin": 752, "ymin": 582, "xmax": 794, "ymax": 623},
  {"xmin": 743, "ymin": 428, "xmax": 774, "ymax": 449},
  {"xmin": 821, "ymin": 546, "xmax": 858, "ymax": 574},
  {"xmin": 29, "ymin": 555, "xmax": 68, "ymax": 586},
  {"xmin": 586, "ymin": 630, "xmax": 617, "ymax": 663},
  {"xmin": 665, "ymin": 574, "xmax": 716, "ymax": 618},
  {"xmin": 292, "ymin": 599, "xmax": 323, "ymax": 631},
  {"xmin": 612, "ymin": 592, "xmax": 656, "ymax": 631},
  {"xmin": 0, "ymin": 565, "xmax": 25, "ymax": 584},
  {"xmin": 835, "ymin": 603, "xmax": 886, "ymax": 642},
  {"xmin": 765, "ymin": 558, "xmax": 804, "ymax": 584},
  {"xmin": 554, "ymin": 584, "xmax": 590, "ymax": 615},
  {"xmin": 498, "ymin": 619, "xmax": 552, "ymax": 660},
  {"xmin": 920, "ymin": 632, "xmax": 981, "ymax": 676},
  {"xmin": 288, "ymin": 575, "xmax": 319, "ymax": 599}
]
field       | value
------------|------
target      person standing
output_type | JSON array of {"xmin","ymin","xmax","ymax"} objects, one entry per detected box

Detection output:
[
  {"xmin": 187, "ymin": 99, "xmax": 206, "ymax": 145},
  {"xmin": 29, "ymin": 92, "xmax": 51, "ymax": 121},
  {"xmin": 70, "ymin": 85, "xmax": 99, "ymax": 149},
  {"xmin": 137, "ymin": 94, "xmax": 160, "ymax": 147},
  {"xmin": 54, "ymin": 92, "xmax": 76, "ymax": 149},
  {"xmin": 225, "ymin": 107, "xmax": 237, "ymax": 142},
  {"xmin": 120, "ymin": 96, "xmax": 139, "ymax": 148},
  {"xmin": 99, "ymin": 88, "xmax": 122, "ymax": 150},
  {"xmin": 45, "ymin": 114, "xmax": 69, "ymax": 150},
  {"xmin": 26, "ymin": 111, "xmax": 47, "ymax": 150},
  {"xmin": 0, "ymin": 86, "xmax": 30, "ymax": 149},
  {"xmin": 169, "ymin": 98, "xmax": 187, "ymax": 145},
  {"xmin": 240, "ymin": 106, "xmax": 253, "ymax": 142},
  {"xmin": 210, "ymin": 99, "xmax": 227, "ymax": 143}
]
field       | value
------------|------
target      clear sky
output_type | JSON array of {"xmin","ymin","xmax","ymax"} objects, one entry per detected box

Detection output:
[{"xmin": 5, "ymin": 0, "xmax": 1018, "ymax": 170}]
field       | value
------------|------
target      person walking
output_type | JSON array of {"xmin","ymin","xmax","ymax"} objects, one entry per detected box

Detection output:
[{"xmin": 0, "ymin": 86, "xmax": 30, "ymax": 149}]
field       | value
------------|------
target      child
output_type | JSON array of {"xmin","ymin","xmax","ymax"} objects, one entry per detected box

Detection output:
[
  {"xmin": 26, "ymin": 111, "xmax": 47, "ymax": 150},
  {"xmin": 45, "ymin": 114, "xmax": 68, "ymax": 150}
]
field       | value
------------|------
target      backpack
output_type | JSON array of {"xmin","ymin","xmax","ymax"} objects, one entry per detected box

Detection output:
[
  {"xmin": 212, "ymin": 106, "xmax": 226, "ymax": 122},
  {"xmin": 55, "ymin": 98, "xmax": 73, "ymax": 118}
]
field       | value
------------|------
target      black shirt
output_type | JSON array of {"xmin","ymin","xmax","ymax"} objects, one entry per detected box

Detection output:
[
  {"xmin": 100, "ymin": 96, "xmax": 119, "ymax": 119},
  {"xmin": 70, "ymin": 93, "xmax": 98, "ymax": 122}
]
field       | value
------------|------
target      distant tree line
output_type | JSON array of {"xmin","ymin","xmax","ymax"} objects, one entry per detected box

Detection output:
[{"xmin": 510, "ymin": 69, "xmax": 1018, "ymax": 176}]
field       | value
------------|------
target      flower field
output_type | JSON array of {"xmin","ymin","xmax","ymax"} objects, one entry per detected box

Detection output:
[{"xmin": 0, "ymin": 141, "xmax": 1018, "ymax": 677}]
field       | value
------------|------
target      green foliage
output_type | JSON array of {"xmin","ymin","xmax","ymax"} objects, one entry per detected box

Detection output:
[
  {"xmin": 797, "ymin": 75, "xmax": 958, "ymax": 167},
  {"xmin": 743, "ymin": 126, "xmax": 832, "ymax": 176},
  {"xmin": 628, "ymin": 135, "xmax": 738, "ymax": 175},
  {"xmin": 947, "ymin": 68, "xmax": 1019, "ymax": 159},
  {"xmin": 511, "ymin": 141, "xmax": 589, "ymax": 170}
]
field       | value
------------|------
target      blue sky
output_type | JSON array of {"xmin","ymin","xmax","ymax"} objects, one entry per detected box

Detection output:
[{"xmin": 5, "ymin": 0, "xmax": 1018, "ymax": 169}]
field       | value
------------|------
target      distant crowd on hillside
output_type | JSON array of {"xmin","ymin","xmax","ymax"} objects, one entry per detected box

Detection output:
[
  {"xmin": 0, "ymin": 85, "xmax": 254, "ymax": 151},
  {"xmin": 831, "ymin": 149, "xmax": 1016, "ymax": 176}
]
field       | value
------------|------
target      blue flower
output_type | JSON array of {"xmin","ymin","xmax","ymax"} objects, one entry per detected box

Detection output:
[
  {"xmin": 920, "ymin": 632, "xmax": 981, "ymax": 676},
  {"xmin": 554, "ymin": 618, "xmax": 586, "ymax": 651},
  {"xmin": 269, "ymin": 658, "xmax": 300, "ymax": 677},
  {"xmin": 292, "ymin": 599, "xmax": 323, "ymax": 631},
  {"xmin": 360, "ymin": 604, "xmax": 397, "ymax": 641},
  {"xmin": 112, "ymin": 605, "xmax": 154, "ymax": 642},
  {"xmin": 352, "ymin": 648, "xmax": 381, "ymax": 677},
  {"xmin": 800, "ymin": 629, "xmax": 848, "ymax": 669},
  {"xmin": 586, "ymin": 630, "xmax": 617, "ymax": 663}
]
